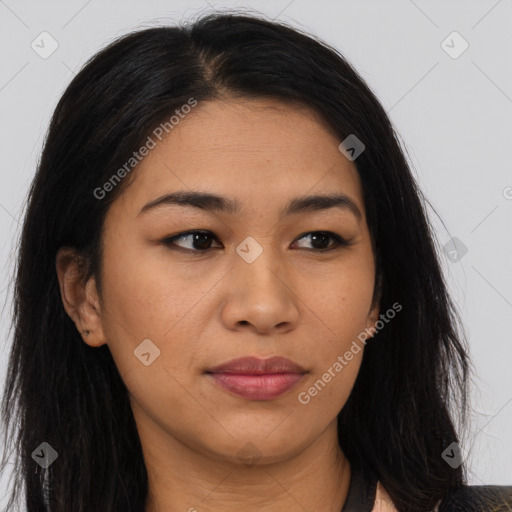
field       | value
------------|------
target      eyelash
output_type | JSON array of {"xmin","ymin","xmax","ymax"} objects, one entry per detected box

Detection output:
[{"xmin": 160, "ymin": 230, "xmax": 352, "ymax": 254}]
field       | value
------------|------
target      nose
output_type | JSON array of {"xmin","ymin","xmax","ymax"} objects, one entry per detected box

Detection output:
[{"xmin": 220, "ymin": 247, "xmax": 300, "ymax": 335}]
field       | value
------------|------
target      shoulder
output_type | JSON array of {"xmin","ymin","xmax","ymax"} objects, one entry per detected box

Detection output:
[
  {"xmin": 372, "ymin": 482, "xmax": 512, "ymax": 512},
  {"xmin": 438, "ymin": 484, "xmax": 512, "ymax": 512}
]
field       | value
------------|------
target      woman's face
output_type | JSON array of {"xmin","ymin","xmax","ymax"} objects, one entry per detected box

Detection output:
[{"xmin": 91, "ymin": 98, "xmax": 379, "ymax": 464}]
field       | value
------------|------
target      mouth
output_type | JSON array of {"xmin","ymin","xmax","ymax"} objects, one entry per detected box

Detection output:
[{"xmin": 205, "ymin": 356, "xmax": 307, "ymax": 401}]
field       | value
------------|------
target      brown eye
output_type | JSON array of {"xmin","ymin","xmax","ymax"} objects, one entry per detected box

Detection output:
[
  {"xmin": 162, "ymin": 230, "xmax": 351, "ymax": 254},
  {"xmin": 292, "ymin": 231, "xmax": 350, "ymax": 251},
  {"xmin": 162, "ymin": 231, "xmax": 222, "ymax": 252}
]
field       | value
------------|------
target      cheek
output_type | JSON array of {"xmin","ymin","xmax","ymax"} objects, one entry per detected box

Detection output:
[
  {"xmin": 294, "ymin": 284, "xmax": 369, "ymax": 418},
  {"xmin": 101, "ymin": 225, "xmax": 202, "ymax": 331},
  {"xmin": 296, "ymin": 352, "xmax": 363, "ymax": 418},
  {"xmin": 293, "ymin": 261, "xmax": 374, "ymax": 409},
  {"xmin": 99, "ymin": 261, "xmax": 206, "ymax": 432},
  {"xmin": 98, "ymin": 239, "xmax": 205, "ymax": 382},
  {"xmin": 302, "ymin": 262, "xmax": 375, "ymax": 348}
]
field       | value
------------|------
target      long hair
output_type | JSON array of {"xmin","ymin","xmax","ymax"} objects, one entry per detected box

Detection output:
[{"xmin": 1, "ymin": 12, "xmax": 470, "ymax": 512}]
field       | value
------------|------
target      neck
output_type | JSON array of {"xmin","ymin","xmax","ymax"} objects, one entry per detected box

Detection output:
[{"xmin": 140, "ymin": 417, "xmax": 351, "ymax": 512}]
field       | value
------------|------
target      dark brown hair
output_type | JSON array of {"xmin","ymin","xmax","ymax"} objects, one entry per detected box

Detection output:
[{"xmin": 1, "ymin": 12, "xmax": 470, "ymax": 512}]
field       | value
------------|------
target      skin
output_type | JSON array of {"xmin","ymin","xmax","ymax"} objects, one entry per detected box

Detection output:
[{"xmin": 56, "ymin": 98, "xmax": 380, "ymax": 512}]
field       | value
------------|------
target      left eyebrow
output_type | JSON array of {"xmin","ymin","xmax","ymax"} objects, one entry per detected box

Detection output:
[
  {"xmin": 138, "ymin": 190, "xmax": 362, "ymax": 220},
  {"xmin": 282, "ymin": 193, "xmax": 362, "ymax": 220}
]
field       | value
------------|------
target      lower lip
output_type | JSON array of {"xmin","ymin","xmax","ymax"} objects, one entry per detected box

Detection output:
[{"xmin": 208, "ymin": 373, "xmax": 305, "ymax": 400}]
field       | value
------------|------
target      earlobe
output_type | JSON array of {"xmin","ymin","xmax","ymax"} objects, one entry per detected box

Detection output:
[
  {"xmin": 366, "ymin": 304, "xmax": 381, "ymax": 339},
  {"xmin": 55, "ymin": 247, "xmax": 107, "ymax": 347},
  {"xmin": 366, "ymin": 270, "xmax": 382, "ymax": 338}
]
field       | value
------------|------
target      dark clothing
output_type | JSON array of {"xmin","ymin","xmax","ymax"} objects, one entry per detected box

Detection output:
[
  {"xmin": 340, "ymin": 469, "xmax": 512, "ymax": 511},
  {"xmin": 438, "ymin": 484, "xmax": 512, "ymax": 511},
  {"xmin": 340, "ymin": 468, "xmax": 377, "ymax": 511}
]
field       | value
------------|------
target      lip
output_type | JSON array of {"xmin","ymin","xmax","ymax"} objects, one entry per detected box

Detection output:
[{"xmin": 205, "ymin": 356, "xmax": 307, "ymax": 401}]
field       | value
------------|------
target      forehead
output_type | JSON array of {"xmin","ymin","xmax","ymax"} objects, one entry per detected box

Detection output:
[{"xmin": 112, "ymin": 98, "xmax": 365, "ymax": 220}]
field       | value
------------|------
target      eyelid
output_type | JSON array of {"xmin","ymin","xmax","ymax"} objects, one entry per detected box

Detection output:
[
  {"xmin": 161, "ymin": 229, "xmax": 353, "ymax": 253},
  {"xmin": 292, "ymin": 231, "xmax": 353, "ymax": 251},
  {"xmin": 160, "ymin": 230, "xmax": 222, "ymax": 252}
]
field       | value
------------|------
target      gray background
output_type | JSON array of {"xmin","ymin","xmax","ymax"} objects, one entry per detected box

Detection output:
[{"xmin": 1, "ymin": 0, "xmax": 511, "ymax": 505}]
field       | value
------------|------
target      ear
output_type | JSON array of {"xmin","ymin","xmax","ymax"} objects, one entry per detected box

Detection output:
[
  {"xmin": 365, "ymin": 269, "xmax": 382, "ymax": 337},
  {"xmin": 55, "ymin": 247, "xmax": 107, "ymax": 347}
]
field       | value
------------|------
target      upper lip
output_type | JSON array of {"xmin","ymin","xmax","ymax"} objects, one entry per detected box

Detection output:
[{"xmin": 206, "ymin": 356, "xmax": 307, "ymax": 375}]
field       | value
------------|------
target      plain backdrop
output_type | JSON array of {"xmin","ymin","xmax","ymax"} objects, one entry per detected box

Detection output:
[{"xmin": 1, "ymin": 0, "xmax": 511, "ymax": 506}]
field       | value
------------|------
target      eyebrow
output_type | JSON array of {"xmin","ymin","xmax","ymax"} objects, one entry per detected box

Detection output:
[{"xmin": 138, "ymin": 190, "xmax": 362, "ymax": 220}]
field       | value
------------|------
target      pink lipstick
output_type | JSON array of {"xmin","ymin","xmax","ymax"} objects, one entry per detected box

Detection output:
[{"xmin": 205, "ymin": 356, "xmax": 307, "ymax": 401}]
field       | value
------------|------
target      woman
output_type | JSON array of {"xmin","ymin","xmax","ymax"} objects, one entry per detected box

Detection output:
[{"xmin": 1, "ymin": 12, "xmax": 511, "ymax": 512}]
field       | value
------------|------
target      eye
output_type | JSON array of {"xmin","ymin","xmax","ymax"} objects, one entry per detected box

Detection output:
[
  {"xmin": 161, "ymin": 230, "xmax": 351, "ymax": 253},
  {"xmin": 292, "ymin": 231, "xmax": 352, "ymax": 251},
  {"xmin": 161, "ymin": 230, "xmax": 222, "ymax": 252}
]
